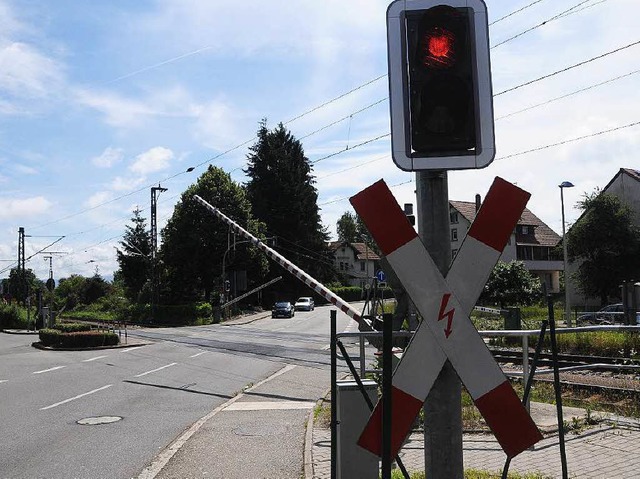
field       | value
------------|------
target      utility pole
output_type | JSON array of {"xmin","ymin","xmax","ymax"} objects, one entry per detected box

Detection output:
[
  {"xmin": 151, "ymin": 185, "xmax": 167, "ymax": 323},
  {"xmin": 417, "ymin": 171, "xmax": 463, "ymax": 478},
  {"xmin": 17, "ymin": 227, "xmax": 26, "ymax": 304}
]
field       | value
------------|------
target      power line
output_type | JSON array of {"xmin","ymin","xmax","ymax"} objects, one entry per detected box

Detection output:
[
  {"xmin": 316, "ymin": 154, "xmax": 389, "ymax": 180},
  {"xmin": 489, "ymin": 0, "xmax": 547, "ymax": 26},
  {"xmin": 496, "ymin": 119, "xmax": 640, "ymax": 161},
  {"xmin": 311, "ymin": 133, "xmax": 390, "ymax": 164},
  {"xmin": 26, "ymin": 76, "xmax": 390, "ymax": 233},
  {"xmin": 495, "ymin": 38, "xmax": 640, "ymax": 96},
  {"xmin": 491, "ymin": 0, "xmax": 595, "ymax": 48},
  {"xmin": 318, "ymin": 179, "xmax": 413, "ymax": 207},
  {"xmin": 298, "ymin": 98, "xmax": 387, "ymax": 141},
  {"xmin": 282, "ymin": 74, "xmax": 386, "ymax": 126},
  {"xmin": 496, "ymin": 68, "xmax": 640, "ymax": 120}
]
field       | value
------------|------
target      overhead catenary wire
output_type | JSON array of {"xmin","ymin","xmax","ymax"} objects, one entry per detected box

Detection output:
[
  {"xmin": 495, "ymin": 38, "xmax": 640, "ymax": 96},
  {"xmin": 491, "ymin": 0, "xmax": 597, "ymax": 49},
  {"xmin": 489, "ymin": 0, "xmax": 548, "ymax": 26},
  {"xmin": 496, "ymin": 68, "xmax": 640, "ymax": 120},
  {"xmin": 496, "ymin": 119, "xmax": 640, "ymax": 161}
]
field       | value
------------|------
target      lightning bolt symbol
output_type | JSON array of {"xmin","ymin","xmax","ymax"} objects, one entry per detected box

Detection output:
[{"xmin": 437, "ymin": 293, "xmax": 455, "ymax": 338}]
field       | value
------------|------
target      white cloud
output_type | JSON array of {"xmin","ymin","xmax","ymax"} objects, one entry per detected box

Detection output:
[
  {"xmin": 0, "ymin": 41, "xmax": 64, "ymax": 99},
  {"xmin": 194, "ymin": 98, "xmax": 247, "ymax": 150},
  {"xmin": 129, "ymin": 146, "xmax": 174, "ymax": 175},
  {"xmin": 110, "ymin": 175, "xmax": 146, "ymax": 192},
  {"xmin": 75, "ymin": 85, "xmax": 201, "ymax": 129},
  {"xmin": 85, "ymin": 191, "xmax": 112, "ymax": 209},
  {"xmin": 0, "ymin": 196, "xmax": 51, "ymax": 220},
  {"xmin": 75, "ymin": 89, "xmax": 157, "ymax": 128},
  {"xmin": 92, "ymin": 147, "xmax": 124, "ymax": 168},
  {"xmin": 14, "ymin": 164, "xmax": 38, "ymax": 175}
]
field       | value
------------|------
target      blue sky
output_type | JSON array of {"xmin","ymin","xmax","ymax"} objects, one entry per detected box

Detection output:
[{"xmin": 1, "ymin": 0, "xmax": 639, "ymax": 281}]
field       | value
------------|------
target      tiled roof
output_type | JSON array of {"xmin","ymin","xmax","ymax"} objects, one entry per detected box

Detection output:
[
  {"xmin": 449, "ymin": 201, "xmax": 561, "ymax": 247},
  {"xmin": 329, "ymin": 241, "xmax": 380, "ymax": 260}
]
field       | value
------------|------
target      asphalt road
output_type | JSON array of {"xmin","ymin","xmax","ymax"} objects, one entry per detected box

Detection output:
[{"xmin": 0, "ymin": 304, "xmax": 356, "ymax": 478}]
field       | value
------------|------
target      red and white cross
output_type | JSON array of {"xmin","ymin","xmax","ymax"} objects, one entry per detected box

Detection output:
[{"xmin": 350, "ymin": 177, "xmax": 543, "ymax": 459}]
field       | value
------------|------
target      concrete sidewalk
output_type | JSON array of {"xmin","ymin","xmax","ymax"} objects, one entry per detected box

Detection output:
[
  {"xmin": 137, "ymin": 363, "xmax": 331, "ymax": 479},
  {"xmin": 309, "ymin": 402, "xmax": 640, "ymax": 478}
]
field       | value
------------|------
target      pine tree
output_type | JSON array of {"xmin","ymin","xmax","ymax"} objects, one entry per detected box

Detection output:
[
  {"xmin": 116, "ymin": 207, "xmax": 152, "ymax": 302},
  {"xmin": 245, "ymin": 121, "xmax": 334, "ymax": 288}
]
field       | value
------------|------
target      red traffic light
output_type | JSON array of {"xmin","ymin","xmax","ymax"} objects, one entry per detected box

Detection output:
[{"xmin": 423, "ymin": 27, "xmax": 456, "ymax": 68}]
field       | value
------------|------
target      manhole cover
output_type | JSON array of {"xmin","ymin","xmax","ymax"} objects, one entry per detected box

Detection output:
[{"xmin": 77, "ymin": 416, "xmax": 122, "ymax": 425}]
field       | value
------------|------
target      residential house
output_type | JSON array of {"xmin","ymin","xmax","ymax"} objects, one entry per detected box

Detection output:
[
  {"xmin": 329, "ymin": 241, "xmax": 380, "ymax": 288},
  {"xmin": 567, "ymin": 168, "xmax": 640, "ymax": 309},
  {"xmin": 450, "ymin": 199, "xmax": 563, "ymax": 293}
]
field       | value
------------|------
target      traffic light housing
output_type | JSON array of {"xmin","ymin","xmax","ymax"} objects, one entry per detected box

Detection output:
[{"xmin": 387, "ymin": 0, "xmax": 494, "ymax": 170}]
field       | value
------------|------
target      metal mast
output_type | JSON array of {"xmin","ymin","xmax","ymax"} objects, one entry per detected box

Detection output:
[{"xmin": 150, "ymin": 185, "xmax": 167, "ymax": 322}]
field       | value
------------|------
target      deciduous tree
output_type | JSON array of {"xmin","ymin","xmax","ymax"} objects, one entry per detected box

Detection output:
[
  {"xmin": 567, "ymin": 190, "xmax": 640, "ymax": 305},
  {"xmin": 160, "ymin": 166, "xmax": 268, "ymax": 304},
  {"xmin": 479, "ymin": 261, "xmax": 542, "ymax": 308}
]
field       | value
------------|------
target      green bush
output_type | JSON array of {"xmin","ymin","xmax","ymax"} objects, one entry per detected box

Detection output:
[
  {"xmin": 38, "ymin": 328, "xmax": 119, "ymax": 348},
  {"xmin": 59, "ymin": 331, "xmax": 119, "ymax": 348},
  {"xmin": 195, "ymin": 301, "xmax": 213, "ymax": 318},
  {"xmin": 53, "ymin": 322, "xmax": 92, "ymax": 333},
  {"xmin": 0, "ymin": 303, "xmax": 24, "ymax": 329},
  {"xmin": 39, "ymin": 328, "xmax": 62, "ymax": 346}
]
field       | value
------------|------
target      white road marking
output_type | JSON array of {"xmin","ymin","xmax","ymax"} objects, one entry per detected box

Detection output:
[
  {"xmin": 120, "ymin": 348, "xmax": 138, "ymax": 353},
  {"xmin": 82, "ymin": 355, "xmax": 108, "ymax": 362},
  {"xmin": 32, "ymin": 366, "xmax": 66, "ymax": 375},
  {"xmin": 223, "ymin": 401, "xmax": 315, "ymax": 411},
  {"xmin": 134, "ymin": 363, "xmax": 178, "ymax": 378},
  {"xmin": 189, "ymin": 351, "xmax": 207, "ymax": 358},
  {"xmin": 40, "ymin": 384, "xmax": 112, "ymax": 411},
  {"xmin": 0, "ymin": 380, "xmax": 7, "ymax": 384}
]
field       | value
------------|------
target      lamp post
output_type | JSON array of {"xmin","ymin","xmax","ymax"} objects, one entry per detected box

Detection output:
[{"xmin": 559, "ymin": 181, "xmax": 574, "ymax": 326}]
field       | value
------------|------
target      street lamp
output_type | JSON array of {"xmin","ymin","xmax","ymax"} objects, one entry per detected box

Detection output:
[{"xmin": 559, "ymin": 181, "xmax": 574, "ymax": 327}]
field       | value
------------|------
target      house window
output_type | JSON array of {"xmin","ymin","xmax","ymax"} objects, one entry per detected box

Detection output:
[
  {"xmin": 521, "ymin": 225, "xmax": 529, "ymax": 235},
  {"xmin": 451, "ymin": 228, "xmax": 458, "ymax": 242},
  {"xmin": 339, "ymin": 261, "xmax": 344, "ymax": 271},
  {"xmin": 360, "ymin": 261, "xmax": 365, "ymax": 271},
  {"xmin": 450, "ymin": 211, "xmax": 459, "ymax": 224}
]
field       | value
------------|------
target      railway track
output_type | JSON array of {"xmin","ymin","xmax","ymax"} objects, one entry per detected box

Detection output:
[
  {"xmin": 490, "ymin": 348, "xmax": 640, "ymax": 372},
  {"xmin": 490, "ymin": 348, "xmax": 640, "ymax": 394}
]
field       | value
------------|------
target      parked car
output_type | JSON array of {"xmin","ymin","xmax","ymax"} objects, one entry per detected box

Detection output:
[
  {"xmin": 294, "ymin": 297, "xmax": 315, "ymax": 311},
  {"xmin": 272, "ymin": 301, "xmax": 295, "ymax": 318},
  {"xmin": 577, "ymin": 303, "xmax": 625, "ymax": 325}
]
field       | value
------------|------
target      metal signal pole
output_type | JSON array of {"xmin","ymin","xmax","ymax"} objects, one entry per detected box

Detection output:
[
  {"xmin": 417, "ymin": 170, "xmax": 463, "ymax": 479},
  {"xmin": 151, "ymin": 185, "xmax": 167, "ymax": 323}
]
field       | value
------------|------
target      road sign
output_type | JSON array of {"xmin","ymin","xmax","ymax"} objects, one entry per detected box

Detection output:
[
  {"xmin": 350, "ymin": 177, "xmax": 542, "ymax": 458},
  {"xmin": 386, "ymin": 0, "xmax": 495, "ymax": 171},
  {"xmin": 376, "ymin": 270, "xmax": 386, "ymax": 282}
]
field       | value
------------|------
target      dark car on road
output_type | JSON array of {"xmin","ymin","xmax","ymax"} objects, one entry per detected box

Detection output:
[
  {"xmin": 272, "ymin": 301, "xmax": 295, "ymax": 318},
  {"xmin": 577, "ymin": 303, "xmax": 625, "ymax": 325}
]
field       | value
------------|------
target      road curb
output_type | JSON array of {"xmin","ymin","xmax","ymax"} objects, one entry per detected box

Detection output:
[
  {"xmin": 31, "ymin": 341, "xmax": 150, "ymax": 351},
  {"xmin": 304, "ymin": 399, "xmax": 321, "ymax": 479}
]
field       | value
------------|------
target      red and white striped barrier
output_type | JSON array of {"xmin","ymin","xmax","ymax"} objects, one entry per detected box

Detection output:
[
  {"xmin": 351, "ymin": 178, "xmax": 542, "ymax": 459},
  {"xmin": 193, "ymin": 195, "xmax": 368, "ymax": 327}
]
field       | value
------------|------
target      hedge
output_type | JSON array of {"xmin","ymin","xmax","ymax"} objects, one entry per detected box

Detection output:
[
  {"xmin": 53, "ymin": 322, "xmax": 92, "ymax": 333},
  {"xmin": 38, "ymin": 329, "xmax": 119, "ymax": 348}
]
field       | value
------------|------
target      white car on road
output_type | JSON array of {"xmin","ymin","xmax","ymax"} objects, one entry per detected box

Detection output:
[{"xmin": 294, "ymin": 297, "xmax": 315, "ymax": 311}]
